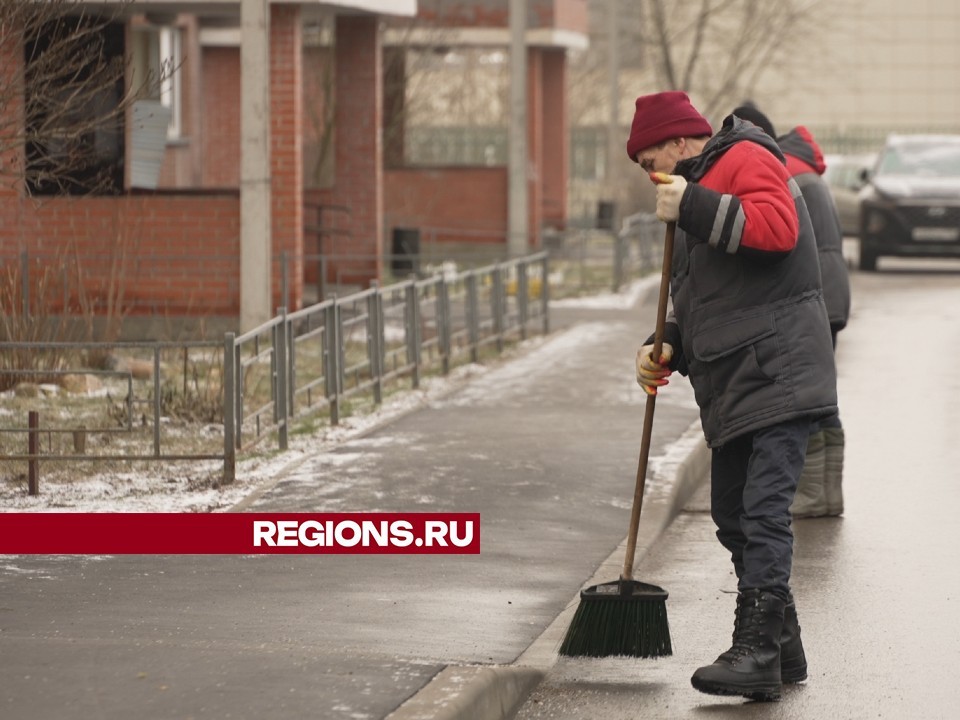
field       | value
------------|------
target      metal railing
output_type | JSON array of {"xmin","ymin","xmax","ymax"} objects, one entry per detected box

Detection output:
[
  {"xmin": 0, "ymin": 251, "xmax": 550, "ymax": 490},
  {"xmin": 222, "ymin": 252, "xmax": 549, "ymax": 483},
  {"xmin": 0, "ymin": 340, "xmax": 225, "ymax": 480},
  {"xmin": 614, "ymin": 211, "xmax": 664, "ymax": 290}
]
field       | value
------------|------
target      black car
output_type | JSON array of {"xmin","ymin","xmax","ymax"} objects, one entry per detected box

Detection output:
[{"xmin": 858, "ymin": 134, "xmax": 960, "ymax": 271}]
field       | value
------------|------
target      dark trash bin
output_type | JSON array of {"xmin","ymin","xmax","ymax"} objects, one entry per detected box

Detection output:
[
  {"xmin": 596, "ymin": 201, "xmax": 616, "ymax": 230},
  {"xmin": 391, "ymin": 227, "xmax": 420, "ymax": 275}
]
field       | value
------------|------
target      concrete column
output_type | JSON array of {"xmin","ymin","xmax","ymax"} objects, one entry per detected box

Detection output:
[
  {"xmin": 181, "ymin": 15, "xmax": 204, "ymax": 187},
  {"xmin": 240, "ymin": 0, "xmax": 271, "ymax": 330},
  {"xmin": 507, "ymin": 0, "xmax": 528, "ymax": 257},
  {"xmin": 607, "ymin": 0, "xmax": 621, "ymax": 193},
  {"xmin": 333, "ymin": 15, "xmax": 383, "ymax": 286}
]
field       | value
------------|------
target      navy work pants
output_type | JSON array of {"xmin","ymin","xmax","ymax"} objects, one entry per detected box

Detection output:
[{"xmin": 710, "ymin": 417, "xmax": 809, "ymax": 599}]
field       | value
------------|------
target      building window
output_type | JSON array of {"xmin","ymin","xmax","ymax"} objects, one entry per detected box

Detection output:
[
  {"xmin": 131, "ymin": 22, "xmax": 182, "ymax": 141},
  {"xmin": 23, "ymin": 17, "xmax": 126, "ymax": 196}
]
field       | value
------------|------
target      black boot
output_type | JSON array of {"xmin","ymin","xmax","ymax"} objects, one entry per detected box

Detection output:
[
  {"xmin": 691, "ymin": 589, "xmax": 785, "ymax": 701},
  {"xmin": 781, "ymin": 598, "xmax": 807, "ymax": 683}
]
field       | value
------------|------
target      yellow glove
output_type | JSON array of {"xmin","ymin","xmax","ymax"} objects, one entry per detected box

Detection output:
[
  {"xmin": 636, "ymin": 342, "xmax": 674, "ymax": 397},
  {"xmin": 650, "ymin": 172, "xmax": 687, "ymax": 223}
]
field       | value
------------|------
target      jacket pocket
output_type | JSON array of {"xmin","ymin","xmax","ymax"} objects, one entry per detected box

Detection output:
[
  {"xmin": 692, "ymin": 313, "xmax": 777, "ymax": 362},
  {"xmin": 690, "ymin": 312, "xmax": 787, "ymax": 434}
]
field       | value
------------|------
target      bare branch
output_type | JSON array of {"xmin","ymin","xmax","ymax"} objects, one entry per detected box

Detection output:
[
  {"xmin": 648, "ymin": 0, "xmax": 678, "ymax": 89},
  {"xmin": 681, "ymin": 0, "xmax": 712, "ymax": 91},
  {"xmin": 1, "ymin": 0, "xmax": 171, "ymax": 195}
]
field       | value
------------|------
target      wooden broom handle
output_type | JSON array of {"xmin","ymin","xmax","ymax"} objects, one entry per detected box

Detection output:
[{"xmin": 621, "ymin": 221, "xmax": 675, "ymax": 582}]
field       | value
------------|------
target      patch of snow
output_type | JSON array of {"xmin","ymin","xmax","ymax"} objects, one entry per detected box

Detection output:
[
  {"xmin": 549, "ymin": 276, "xmax": 658, "ymax": 310},
  {"xmin": 0, "ymin": 343, "xmax": 505, "ymax": 514},
  {"xmin": 0, "ymin": 305, "xmax": 700, "ymax": 519},
  {"xmin": 648, "ymin": 418, "xmax": 706, "ymax": 494},
  {"xmin": 435, "ymin": 322, "xmax": 623, "ymax": 408}
]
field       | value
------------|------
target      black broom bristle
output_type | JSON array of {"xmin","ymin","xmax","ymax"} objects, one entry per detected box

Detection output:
[{"xmin": 558, "ymin": 580, "xmax": 672, "ymax": 658}]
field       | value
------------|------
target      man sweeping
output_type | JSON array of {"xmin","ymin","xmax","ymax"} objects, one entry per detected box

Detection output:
[{"xmin": 628, "ymin": 91, "xmax": 838, "ymax": 701}]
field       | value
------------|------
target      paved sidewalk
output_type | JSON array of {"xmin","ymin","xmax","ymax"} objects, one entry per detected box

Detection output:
[
  {"xmin": 239, "ymin": 283, "xmax": 708, "ymax": 719},
  {"xmin": 0, "ymin": 281, "xmax": 709, "ymax": 720}
]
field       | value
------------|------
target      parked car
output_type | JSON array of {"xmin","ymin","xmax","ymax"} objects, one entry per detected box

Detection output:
[
  {"xmin": 823, "ymin": 153, "xmax": 875, "ymax": 237},
  {"xmin": 858, "ymin": 134, "xmax": 960, "ymax": 271}
]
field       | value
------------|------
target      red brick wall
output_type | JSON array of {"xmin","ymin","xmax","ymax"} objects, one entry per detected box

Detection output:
[
  {"xmin": 541, "ymin": 49, "xmax": 568, "ymax": 228},
  {"xmin": 11, "ymin": 194, "xmax": 241, "ymax": 315},
  {"xmin": 551, "ymin": 0, "xmax": 589, "ymax": 33},
  {"xmin": 201, "ymin": 47, "xmax": 241, "ymax": 188},
  {"xmin": 332, "ymin": 16, "xmax": 383, "ymax": 286},
  {"xmin": 527, "ymin": 48, "xmax": 543, "ymax": 248},
  {"xmin": 416, "ymin": 1, "xmax": 507, "ymax": 27},
  {"xmin": 415, "ymin": 1, "xmax": 588, "ymax": 32},
  {"xmin": 302, "ymin": 187, "xmax": 344, "ymax": 286},
  {"xmin": 4, "ymin": 12, "xmax": 311, "ymax": 321},
  {"xmin": 0, "ymin": 29, "xmax": 25, "ymax": 243},
  {"xmin": 384, "ymin": 168, "xmax": 508, "ymax": 246},
  {"xmin": 271, "ymin": 4, "xmax": 304, "ymax": 310}
]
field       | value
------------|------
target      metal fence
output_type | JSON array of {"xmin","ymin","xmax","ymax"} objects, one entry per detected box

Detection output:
[
  {"xmin": 1, "ymin": 253, "xmax": 549, "ymax": 487},
  {"xmin": 543, "ymin": 212, "xmax": 663, "ymax": 296},
  {"xmin": 0, "ymin": 339, "xmax": 226, "ymax": 476},
  {"xmin": 223, "ymin": 252, "xmax": 549, "ymax": 482}
]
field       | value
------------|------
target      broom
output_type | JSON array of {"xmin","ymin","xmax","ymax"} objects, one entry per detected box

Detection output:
[{"xmin": 558, "ymin": 212, "xmax": 677, "ymax": 659}]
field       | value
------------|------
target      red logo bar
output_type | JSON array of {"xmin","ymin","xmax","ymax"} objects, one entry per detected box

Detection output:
[{"xmin": 0, "ymin": 513, "xmax": 481, "ymax": 555}]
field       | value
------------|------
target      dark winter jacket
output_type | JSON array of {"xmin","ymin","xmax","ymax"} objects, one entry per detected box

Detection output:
[
  {"xmin": 777, "ymin": 126, "xmax": 851, "ymax": 331},
  {"xmin": 657, "ymin": 115, "xmax": 837, "ymax": 448}
]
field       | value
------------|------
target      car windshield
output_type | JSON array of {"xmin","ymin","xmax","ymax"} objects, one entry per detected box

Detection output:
[{"xmin": 876, "ymin": 141, "xmax": 960, "ymax": 178}]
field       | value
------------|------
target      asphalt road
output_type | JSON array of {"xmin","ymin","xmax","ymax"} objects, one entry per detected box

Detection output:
[
  {"xmin": 0, "ymin": 292, "xmax": 704, "ymax": 720},
  {"xmin": 7, "ymin": 259, "xmax": 957, "ymax": 720},
  {"xmin": 514, "ymin": 259, "xmax": 960, "ymax": 719}
]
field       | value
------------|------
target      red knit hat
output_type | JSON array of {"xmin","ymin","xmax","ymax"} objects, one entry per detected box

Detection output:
[{"xmin": 626, "ymin": 91, "xmax": 713, "ymax": 162}]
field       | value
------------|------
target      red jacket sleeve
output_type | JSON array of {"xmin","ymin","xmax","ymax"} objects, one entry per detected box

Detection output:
[{"xmin": 678, "ymin": 142, "xmax": 799, "ymax": 261}]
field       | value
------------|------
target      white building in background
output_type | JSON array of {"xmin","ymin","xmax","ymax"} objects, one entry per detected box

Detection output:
[
  {"xmin": 568, "ymin": 0, "xmax": 960, "ymax": 223},
  {"xmin": 754, "ymin": 0, "xmax": 960, "ymax": 137}
]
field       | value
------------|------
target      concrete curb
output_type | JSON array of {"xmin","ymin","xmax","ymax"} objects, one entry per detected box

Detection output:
[
  {"xmin": 386, "ymin": 667, "xmax": 545, "ymax": 720},
  {"xmin": 387, "ymin": 421, "xmax": 710, "ymax": 720}
]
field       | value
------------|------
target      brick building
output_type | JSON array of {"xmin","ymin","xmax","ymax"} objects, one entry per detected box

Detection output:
[{"xmin": 0, "ymin": 0, "xmax": 587, "ymax": 333}]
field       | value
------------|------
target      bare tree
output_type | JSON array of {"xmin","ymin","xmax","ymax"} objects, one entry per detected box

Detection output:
[
  {"xmin": 0, "ymin": 0, "xmax": 166, "ymax": 196},
  {"xmin": 301, "ymin": 14, "xmax": 468, "ymax": 183},
  {"xmin": 564, "ymin": 0, "xmax": 839, "ymax": 222},
  {"xmin": 637, "ymin": 0, "xmax": 832, "ymax": 119},
  {"xmin": 375, "ymin": 0, "xmax": 511, "ymax": 169}
]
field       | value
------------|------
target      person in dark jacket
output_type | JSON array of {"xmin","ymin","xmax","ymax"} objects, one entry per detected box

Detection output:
[
  {"xmin": 777, "ymin": 125, "xmax": 850, "ymax": 517},
  {"xmin": 733, "ymin": 105, "xmax": 851, "ymax": 518},
  {"xmin": 628, "ymin": 91, "xmax": 838, "ymax": 701}
]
